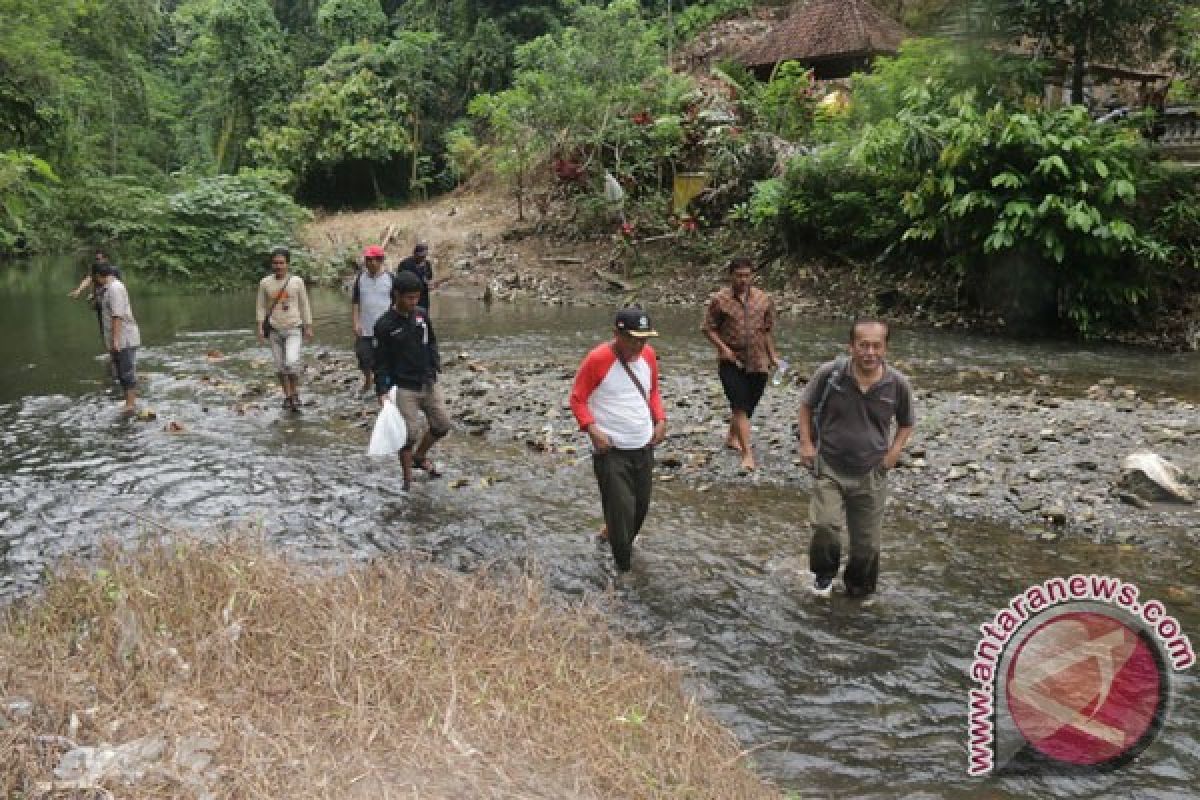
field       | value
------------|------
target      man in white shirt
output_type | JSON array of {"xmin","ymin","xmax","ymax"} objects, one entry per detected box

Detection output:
[
  {"xmin": 351, "ymin": 244, "xmax": 394, "ymax": 395},
  {"xmin": 95, "ymin": 265, "xmax": 141, "ymax": 414},
  {"xmin": 568, "ymin": 308, "xmax": 668, "ymax": 573}
]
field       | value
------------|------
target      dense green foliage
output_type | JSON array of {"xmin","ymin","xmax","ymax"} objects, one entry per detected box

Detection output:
[
  {"xmin": 738, "ymin": 38, "xmax": 1199, "ymax": 336},
  {"xmin": 70, "ymin": 172, "xmax": 312, "ymax": 287},
  {"xmin": 0, "ymin": 0, "xmax": 1197, "ymax": 333}
]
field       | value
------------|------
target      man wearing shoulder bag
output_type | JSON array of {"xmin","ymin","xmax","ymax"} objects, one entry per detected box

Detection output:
[
  {"xmin": 569, "ymin": 307, "xmax": 668, "ymax": 574},
  {"xmin": 256, "ymin": 246, "xmax": 313, "ymax": 412}
]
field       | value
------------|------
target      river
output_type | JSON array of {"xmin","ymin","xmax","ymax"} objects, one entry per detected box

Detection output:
[{"xmin": 1, "ymin": 255, "xmax": 1197, "ymax": 798}]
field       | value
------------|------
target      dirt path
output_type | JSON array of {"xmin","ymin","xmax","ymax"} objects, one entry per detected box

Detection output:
[{"xmin": 297, "ymin": 182, "xmax": 744, "ymax": 307}]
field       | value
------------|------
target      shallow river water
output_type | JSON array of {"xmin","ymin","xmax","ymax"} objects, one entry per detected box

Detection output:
[{"xmin": 1, "ymin": 256, "xmax": 1198, "ymax": 798}]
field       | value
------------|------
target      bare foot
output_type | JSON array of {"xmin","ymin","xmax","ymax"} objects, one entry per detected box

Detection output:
[
  {"xmin": 724, "ymin": 437, "xmax": 743, "ymax": 453},
  {"xmin": 739, "ymin": 457, "xmax": 757, "ymax": 472},
  {"xmin": 597, "ymin": 525, "xmax": 609, "ymax": 541}
]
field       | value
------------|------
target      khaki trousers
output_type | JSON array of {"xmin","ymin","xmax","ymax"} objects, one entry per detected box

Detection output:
[{"xmin": 808, "ymin": 458, "xmax": 888, "ymax": 596}]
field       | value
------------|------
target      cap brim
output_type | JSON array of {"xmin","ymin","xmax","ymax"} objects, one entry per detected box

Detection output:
[{"xmin": 627, "ymin": 330, "xmax": 658, "ymax": 338}]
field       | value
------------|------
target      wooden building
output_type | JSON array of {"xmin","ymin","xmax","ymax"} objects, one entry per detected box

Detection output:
[{"xmin": 737, "ymin": 0, "xmax": 906, "ymax": 81}]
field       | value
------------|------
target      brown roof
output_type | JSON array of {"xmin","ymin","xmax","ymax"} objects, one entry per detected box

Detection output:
[{"xmin": 738, "ymin": 0, "xmax": 906, "ymax": 68}]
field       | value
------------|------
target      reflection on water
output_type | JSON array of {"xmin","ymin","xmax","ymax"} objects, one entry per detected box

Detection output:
[{"xmin": 2, "ymin": 256, "xmax": 1198, "ymax": 797}]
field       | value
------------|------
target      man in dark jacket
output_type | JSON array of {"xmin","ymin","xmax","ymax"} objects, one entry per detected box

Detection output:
[
  {"xmin": 374, "ymin": 271, "xmax": 451, "ymax": 489},
  {"xmin": 397, "ymin": 241, "xmax": 436, "ymax": 310}
]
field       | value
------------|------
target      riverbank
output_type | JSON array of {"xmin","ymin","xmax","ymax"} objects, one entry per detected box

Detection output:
[
  {"xmin": 300, "ymin": 181, "xmax": 1200, "ymax": 352},
  {"xmin": 0, "ymin": 536, "xmax": 783, "ymax": 799}
]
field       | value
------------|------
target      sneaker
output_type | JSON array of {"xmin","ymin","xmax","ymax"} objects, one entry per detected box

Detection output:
[{"xmin": 811, "ymin": 576, "xmax": 833, "ymax": 598}]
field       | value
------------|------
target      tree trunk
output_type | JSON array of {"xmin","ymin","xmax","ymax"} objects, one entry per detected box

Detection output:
[
  {"xmin": 215, "ymin": 99, "xmax": 239, "ymax": 174},
  {"xmin": 1070, "ymin": 34, "xmax": 1087, "ymax": 106},
  {"xmin": 516, "ymin": 168, "xmax": 525, "ymax": 221},
  {"xmin": 370, "ymin": 166, "xmax": 383, "ymax": 207},
  {"xmin": 410, "ymin": 111, "xmax": 420, "ymax": 197}
]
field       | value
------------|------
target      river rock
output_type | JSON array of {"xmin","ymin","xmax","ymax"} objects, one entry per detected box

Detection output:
[
  {"xmin": 1118, "ymin": 452, "xmax": 1194, "ymax": 503},
  {"xmin": 1014, "ymin": 497, "xmax": 1042, "ymax": 513}
]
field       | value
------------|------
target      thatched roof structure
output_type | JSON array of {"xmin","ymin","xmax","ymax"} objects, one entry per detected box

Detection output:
[{"xmin": 738, "ymin": 0, "xmax": 906, "ymax": 79}]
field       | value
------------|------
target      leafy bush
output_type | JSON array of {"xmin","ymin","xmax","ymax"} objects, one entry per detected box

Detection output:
[
  {"xmin": 66, "ymin": 171, "xmax": 311, "ymax": 288},
  {"xmin": 0, "ymin": 151, "xmax": 59, "ymax": 255},
  {"xmin": 901, "ymin": 101, "xmax": 1167, "ymax": 334},
  {"xmin": 442, "ymin": 126, "xmax": 485, "ymax": 186},
  {"xmin": 751, "ymin": 61, "xmax": 817, "ymax": 141},
  {"xmin": 735, "ymin": 145, "xmax": 908, "ymax": 262},
  {"xmin": 659, "ymin": 0, "xmax": 754, "ymax": 42}
]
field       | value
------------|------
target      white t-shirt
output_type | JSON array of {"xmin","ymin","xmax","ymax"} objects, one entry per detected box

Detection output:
[
  {"xmin": 354, "ymin": 270, "xmax": 394, "ymax": 336},
  {"xmin": 101, "ymin": 279, "xmax": 141, "ymax": 349}
]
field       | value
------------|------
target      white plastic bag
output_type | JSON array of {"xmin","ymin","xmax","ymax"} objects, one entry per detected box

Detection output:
[
  {"xmin": 603, "ymin": 171, "xmax": 625, "ymax": 206},
  {"xmin": 367, "ymin": 388, "xmax": 408, "ymax": 456}
]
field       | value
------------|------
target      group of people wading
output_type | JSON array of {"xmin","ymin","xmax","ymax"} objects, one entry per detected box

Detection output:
[
  {"xmin": 76, "ymin": 247, "xmax": 914, "ymax": 600},
  {"xmin": 572, "ymin": 257, "xmax": 915, "ymax": 599},
  {"xmin": 255, "ymin": 242, "xmax": 448, "ymax": 491}
]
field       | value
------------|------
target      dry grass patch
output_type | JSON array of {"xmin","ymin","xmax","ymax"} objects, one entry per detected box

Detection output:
[{"xmin": 0, "ymin": 538, "xmax": 783, "ymax": 799}]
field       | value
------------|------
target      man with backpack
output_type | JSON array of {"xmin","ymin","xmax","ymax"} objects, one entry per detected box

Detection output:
[
  {"xmin": 797, "ymin": 319, "xmax": 914, "ymax": 599},
  {"xmin": 398, "ymin": 241, "xmax": 437, "ymax": 311},
  {"xmin": 351, "ymin": 244, "xmax": 393, "ymax": 395}
]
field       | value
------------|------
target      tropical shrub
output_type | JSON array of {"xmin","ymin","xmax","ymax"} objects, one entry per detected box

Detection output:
[
  {"xmin": 67, "ymin": 170, "xmax": 311, "ymax": 288},
  {"xmin": 901, "ymin": 101, "xmax": 1167, "ymax": 333},
  {"xmin": 0, "ymin": 151, "xmax": 59, "ymax": 255}
]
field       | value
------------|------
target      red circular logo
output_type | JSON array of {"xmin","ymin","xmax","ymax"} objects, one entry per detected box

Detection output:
[{"xmin": 1005, "ymin": 611, "xmax": 1165, "ymax": 767}]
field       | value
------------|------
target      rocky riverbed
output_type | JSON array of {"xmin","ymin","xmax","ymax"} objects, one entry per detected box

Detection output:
[{"xmin": 281, "ymin": 333, "xmax": 1200, "ymax": 552}]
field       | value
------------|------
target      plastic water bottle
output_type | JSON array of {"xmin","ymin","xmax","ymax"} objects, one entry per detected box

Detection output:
[{"xmin": 772, "ymin": 357, "xmax": 790, "ymax": 387}]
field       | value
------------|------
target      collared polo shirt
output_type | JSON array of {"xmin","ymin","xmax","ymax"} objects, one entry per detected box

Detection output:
[{"xmin": 800, "ymin": 359, "xmax": 915, "ymax": 473}]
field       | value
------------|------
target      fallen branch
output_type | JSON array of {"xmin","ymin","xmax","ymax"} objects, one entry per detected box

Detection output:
[
  {"xmin": 632, "ymin": 233, "xmax": 679, "ymax": 245},
  {"xmin": 539, "ymin": 256, "xmax": 585, "ymax": 264},
  {"xmin": 593, "ymin": 268, "xmax": 635, "ymax": 292},
  {"xmin": 380, "ymin": 224, "xmax": 398, "ymax": 250}
]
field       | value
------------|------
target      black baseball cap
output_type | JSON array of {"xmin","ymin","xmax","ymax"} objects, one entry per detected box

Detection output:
[{"xmin": 614, "ymin": 308, "xmax": 658, "ymax": 337}]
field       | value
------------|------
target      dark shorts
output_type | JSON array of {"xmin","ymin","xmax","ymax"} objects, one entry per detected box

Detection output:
[
  {"xmin": 111, "ymin": 347, "xmax": 137, "ymax": 389},
  {"xmin": 355, "ymin": 336, "xmax": 376, "ymax": 372},
  {"xmin": 718, "ymin": 360, "xmax": 768, "ymax": 416}
]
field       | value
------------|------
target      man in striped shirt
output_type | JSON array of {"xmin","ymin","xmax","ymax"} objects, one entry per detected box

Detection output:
[{"xmin": 569, "ymin": 308, "xmax": 668, "ymax": 573}]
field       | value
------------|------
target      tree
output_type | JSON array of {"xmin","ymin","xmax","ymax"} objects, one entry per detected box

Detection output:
[
  {"xmin": 953, "ymin": 0, "xmax": 1185, "ymax": 105},
  {"xmin": 0, "ymin": 151, "xmax": 59, "ymax": 253},
  {"xmin": 253, "ymin": 31, "xmax": 454, "ymax": 202},
  {"xmin": 316, "ymin": 0, "xmax": 388, "ymax": 53},
  {"xmin": 173, "ymin": 0, "xmax": 290, "ymax": 174},
  {"xmin": 468, "ymin": 88, "xmax": 545, "ymax": 220}
]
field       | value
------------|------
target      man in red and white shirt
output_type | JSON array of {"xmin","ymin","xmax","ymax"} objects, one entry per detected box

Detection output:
[{"xmin": 569, "ymin": 308, "xmax": 668, "ymax": 573}]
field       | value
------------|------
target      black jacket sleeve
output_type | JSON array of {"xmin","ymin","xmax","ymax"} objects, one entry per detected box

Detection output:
[
  {"xmin": 427, "ymin": 316, "xmax": 441, "ymax": 374},
  {"xmin": 373, "ymin": 315, "xmax": 393, "ymax": 395}
]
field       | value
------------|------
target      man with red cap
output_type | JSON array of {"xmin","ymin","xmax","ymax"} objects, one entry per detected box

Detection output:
[{"xmin": 351, "ymin": 244, "xmax": 394, "ymax": 395}]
